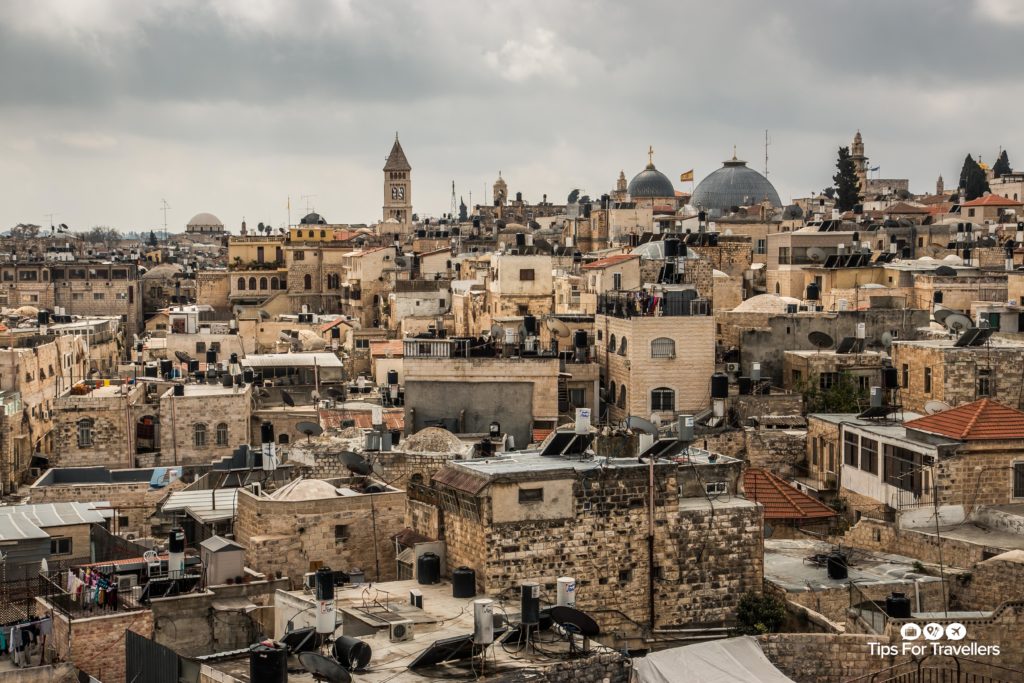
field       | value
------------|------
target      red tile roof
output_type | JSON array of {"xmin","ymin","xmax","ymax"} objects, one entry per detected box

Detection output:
[
  {"xmin": 319, "ymin": 408, "xmax": 404, "ymax": 431},
  {"xmin": 532, "ymin": 427, "xmax": 554, "ymax": 444},
  {"xmin": 903, "ymin": 398, "xmax": 1024, "ymax": 441},
  {"xmin": 369, "ymin": 340, "xmax": 404, "ymax": 357},
  {"xmin": 743, "ymin": 468, "xmax": 837, "ymax": 521},
  {"xmin": 961, "ymin": 195, "xmax": 1024, "ymax": 208},
  {"xmin": 581, "ymin": 254, "xmax": 638, "ymax": 270}
]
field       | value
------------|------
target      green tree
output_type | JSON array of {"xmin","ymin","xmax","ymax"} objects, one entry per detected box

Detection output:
[
  {"xmin": 797, "ymin": 371, "xmax": 865, "ymax": 413},
  {"xmin": 736, "ymin": 591, "xmax": 786, "ymax": 635},
  {"xmin": 958, "ymin": 154, "xmax": 990, "ymax": 201},
  {"xmin": 832, "ymin": 146, "xmax": 861, "ymax": 212},
  {"xmin": 993, "ymin": 150, "xmax": 1012, "ymax": 178},
  {"xmin": 147, "ymin": 230, "xmax": 158, "ymax": 247}
]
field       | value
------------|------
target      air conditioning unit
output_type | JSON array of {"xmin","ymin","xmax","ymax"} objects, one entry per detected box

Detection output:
[
  {"xmin": 116, "ymin": 574, "xmax": 137, "ymax": 591},
  {"xmin": 389, "ymin": 620, "xmax": 414, "ymax": 642},
  {"xmin": 303, "ymin": 572, "xmax": 316, "ymax": 590},
  {"xmin": 248, "ymin": 482, "xmax": 262, "ymax": 497},
  {"xmin": 725, "ymin": 362, "xmax": 740, "ymax": 373}
]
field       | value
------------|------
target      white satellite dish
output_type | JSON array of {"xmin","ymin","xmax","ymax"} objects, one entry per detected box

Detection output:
[
  {"xmin": 545, "ymin": 317, "xmax": 571, "ymax": 338},
  {"xmin": 626, "ymin": 415, "xmax": 658, "ymax": 435},
  {"xmin": 880, "ymin": 332, "xmax": 893, "ymax": 349},
  {"xmin": 807, "ymin": 247, "xmax": 828, "ymax": 263},
  {"xmin": 924, "ymin": 400, "xmax": 951, "ymax": 415},
  {"xmin": 944, "ymin": 313, "xmax": 972, "ymax": 334}
]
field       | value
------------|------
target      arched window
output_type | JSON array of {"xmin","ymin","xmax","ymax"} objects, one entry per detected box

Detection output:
[
  {"xmin": 248, "ymin": 277, "xmax": 257, "ymax": 290},
  {"xmin": 270, "ymin": 277, "xmax": 279, "ymax": 290},
  {"xmin": 617, "ymin": 387, "xmax": 626, "ymax": 409},
  {"xmin": 410, "ymin": 473, "xmax": 424, "ymax": 485},
  {"xmin": 608, "ymin": 334, "xmax": 616, "ymax": 352},
  {"xmin": 259, "ymin": 277, "xmax": 268, "ymax": 290},
  {"xmin": 651, "ymin": 387, "xmax": 675, "ymax": 412},
  {"xmin": 278, "ymin": 433, "xmax": 290, "ymax": 445},
  {"xmin": 618, "ymin": 337, "xmax": 628, "ymax": 355},
  {"xmin": 775, "ymin": 282, "xmax": 780, "ymax": 294},
  {"xmin": 193, "ymin": 423, "xmax": 208, "ymax": 448},
  {"xmin": 237, "ymin": 277, "xmax": 245, "ymax": 291},
  {"xmin": 304, "ymin": 274, "xmax": 312, "ymax": 290},
  {"xmin": 607, "ymin": 382, "xmax": 616, "ymax": 404},
  {"xmin": 651, "ymin": 338, "xmax": 675, "ymax": 358},
  {"xmin": 320, "ymin": 230, "xmax": 326, "ymax": 238},
  {"xmin": 215, "ymin": 422, "xmax": 229, "ymax": 446},
  {"xmin": 77, "ymin": 419, "xmax": 94, "ymax": 448}
]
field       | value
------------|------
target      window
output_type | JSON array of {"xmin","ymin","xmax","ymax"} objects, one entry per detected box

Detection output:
[
  {"xmin": 792, "ymin": 369, "xmax": 802, "ymax": 385},
  {"xmin": 618, "ymin": 337, "xmax": 628, "ymax": 355},
  {"xmin": 967, "ymin": 208, "xmax": 976, "ymax": 218},
  {"xmin": 335, "ymin": 525, "xmax": 350, "ymax": 543},
  {"xmin": 193, "ymin": 423, "xmax": 208, "ymax": 448},
  {"xmin": 568, "ymin": 388, "xmax": 585, "ymax": 406},
  {"xmin": 93, "ymin": 293, "xmax": 104, "ymax": 300},
  {"xmin": 71, "ymin": 292, "xmax": 84, "ymax": 301},
  {"xmin": 248, "ymin": 277, "xmax": 257, "ymax": 290},
  {"xmin": 843, "ymin": 431, "xmax": 859, "ymax": 467},
  {"xmin": 618, "ymin": 568, "xmax": 633, "ymax": 582},
  {"xmin": 215, "ymin": 422, "xmax": 229, "ymax": 446},
  {"xmin": 651, "ymin": 337, "xmax": 676, "ymax": 358},
  {"xmin": 304, "ymin": 274, "xmax": 312, "ymax": 290},
  {"xmin": 279, "ymin": 434, "xmax": 290, "ymax": 444},
  {"xmin": 518, "ymin": 488, "xmax": 544, "ymax": 503},
  {"xmin": 196, "ymin": 342, "xmax": 206, "ymax": 353},
  {"xmin": 355, "ymin": 339, "xmax": 369, "ymax": 349},
  {"xmin": 811, "ymin": 437, "xmax": 819, "ymax": 466},
  {"xmin": 778, "ymin": 247, "xmax": 791, "ymax": 265},
  {"xmin": 50, "ymin": 538, "xmax": 72, "ymax": 556},
  {"xmin": 819, "ymin": 372, "xmax": 839, "ymax": 390},
  {"xmin": 651, "ymin": 387, "xmax": 675, "ymax": 412},
  {"xmin": 77, "ymin": 419, "xmax": 94, "ymax": 448},
  {"xmin": 860, "ymin": 438, "xmax": 879, "ymax": 474},
  {"xmin": 259, "ymin": 277, "xmax": 268, "ymax": 290},
  {"xmin": 924, "ymin": 367, "xmax": 932, "ymax": 393},
  {"xmin": 978, "ymin": 369, "xmax": 991, "ymax": 398},
  {"xmin": 1014, "ymin": 463, "xmax": 1024, "ymax": 498},
  {"xmin": 607, "ymin": 382, "xmax": 616, "ymax": 404},
  {"xmin": 271, "ymin": 277, "xmax": 279, "ymax": 290},
  {"xmin": 519, "ymin": 269, "xmax": 535, "ymax": 281},
  {"xmin": 706, "ymin": 481, "xmax": 728, "ymax": 495},
  {"xmin": 901, "ymin": 364, "xmax": 909, "ymax": 389},
  {"xmin": 755, "ymin": 239, "xmax": 766, "ymax": 254},
  {"xmin": 294, "ymin": 250, "xmax": 305, "ymax": 261},
  {"xmin": 857, "ymin": 375, "xmax": 870, "ymax": 392},
  {"xmin": 884, "ymin": 445, "xmax": 923, "ymax": 495},
  {"xmin": 617, "ymin": 387, "xmax": 626, "ymax": 409},
  {"xmin": 237, "ymin": 277, "xmax": 245, "ymax": 291}
]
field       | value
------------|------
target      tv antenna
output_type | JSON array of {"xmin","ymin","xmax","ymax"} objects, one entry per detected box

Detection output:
[
  {"xmin": 764, "ymin": 129, "xmax": 772, "ymax": 177},
  {"xmin": 160, "ymin": 199, "xmax": 171, "ymax": 235},
  {"xmin": 44, "ymin": 213, "xmax": 58, "ymax": 230},
  {"xmin": 301, "ymin": 194, "xmax": 317, "ymax": 215}
]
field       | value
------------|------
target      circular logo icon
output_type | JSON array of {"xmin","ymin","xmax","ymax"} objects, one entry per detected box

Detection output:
[
  {"xmin": 901, "ymin": 623, "xmax": 922, "ymax": 641},
  {"xmin": 923, "ymin": 623, "xmax": 944, "ymax": 641},
  {"xmin": 945, "ymin": 623, "xmax": 967, "ymax": 641}
]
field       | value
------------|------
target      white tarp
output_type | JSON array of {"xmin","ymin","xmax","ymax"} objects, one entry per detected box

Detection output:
[{"xmin": 633, "ymin": 637, "xmax": 796, "ymax": 683}]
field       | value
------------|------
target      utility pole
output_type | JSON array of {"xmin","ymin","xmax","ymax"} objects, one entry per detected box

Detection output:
[
  {"xmin": 160, "ymin": 199, "xmax": 171, "ymax": 238},
  {"xmin": 764, "ymin": 129, "xmax": 772, "ymax": 178}
]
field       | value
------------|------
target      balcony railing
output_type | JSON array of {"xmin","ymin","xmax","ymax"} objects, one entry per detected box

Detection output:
[{"xmin": 597, "ymin": 291, "xmax": 710, "ymax": 318}]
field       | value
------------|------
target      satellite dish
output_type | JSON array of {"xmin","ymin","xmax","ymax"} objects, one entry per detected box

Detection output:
[
  {"xmin": 933, "ymin": 308, "xmax": 954, "ymax": 326},
  {"xmin": 934, "ymin": 265, "xmax": 957, "ymax": 277},
  {"xmin": 625, "ymin": 415, "xmax": 658, "ymax": 435},
  {"xmin": 549, "ymin": 606, "xmax": 601, "ymax": 637},
  {"xmin": 880, "ymin": 332, "xmax": 893, "ymax": 349},
  {"xmin": 280, "ymin": 390, "xmax": 296, "ymax": 407},
  {"xmin": 944, "ymin": 313, "xmax": 972, "ymax": 333},
  {"xmin": 924, "ymin": 400, "xmax": 951, "ymax": 415},
  {"xmin": 567, "ymin": 189, "xmax": 581, "ymax": 204},
  {"xmin": 340, "ymin": 451, "xmax": 372, "ymax": 476},
  {"xmin": 174, "ymin": 351, "xmax": 192, "ymax": 364},
  {"xmin": 806, "ymin": 247, "xmax": 828, "ymax": 263},
  {"xmin": 545, "ymin": 317, "xmax": 571, "ymax": 338},
  {"xmin": 808, "ymin": 331, "xmax": 835, "ymax": 350},
  {"xmin": 297, "ymin": 652, "xmax": 351, "ymax": 683},
  {"xmin": 297, "ymin": 421, "xmax": 323, "ymax": 439},
  {"xmin": 489, "ymin": 323, "xmax": 504, "ymax": 339}
]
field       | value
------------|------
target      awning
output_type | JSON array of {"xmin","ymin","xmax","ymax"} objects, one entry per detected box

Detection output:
[
  {"xmin": 633, "ymin": 637, "xmax": 796, "ymax": 683},
  {"xmin": 211, "ymin": 597, "xmax": 259, "ymax": 613}
]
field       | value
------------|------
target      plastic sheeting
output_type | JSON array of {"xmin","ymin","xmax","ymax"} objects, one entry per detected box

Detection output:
[{"xmin": 633, "ymin": 637, "xmax": 796, "ymax": 683}]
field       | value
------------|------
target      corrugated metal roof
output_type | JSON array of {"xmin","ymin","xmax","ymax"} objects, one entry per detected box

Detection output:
[
  {"xmin": 0, "ymin": 502, "xmax": 106, "ymax": 528},
  {"xmin": 200, "ymin": 535, "xmax": 244, "ymax": 553},
  {"xmin": 432, "ymin": 468, "xmax": 489, "ymax": 495},
  {"xmin": 904, "ymin": 399, "xmax": 1024, "ymax": 441},
  {"xmin": 241, "ymin": 353, "xmax": 343, "ymax": 368},
  {"xmin": 162, "ymin": 489, "xmax": 240, "ymax": 514},
  {"xmin": 0, "ymin": 514, "xmax": 49, "ymax": 541}
]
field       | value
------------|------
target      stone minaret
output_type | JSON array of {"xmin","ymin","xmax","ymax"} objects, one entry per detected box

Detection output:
[{"xmin": 850, "ymin": 130, "xmax": 868, "ymax": 193}]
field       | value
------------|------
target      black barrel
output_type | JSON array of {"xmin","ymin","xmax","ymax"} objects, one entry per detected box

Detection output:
[
  {"xmin": 806, "ymin": 282, "xmax": 820, "ymax": 301},
  {"xmin": 711, "ymin": 372, "xmax": 729, "ymax": 399},
  {"xmin": 144, "ymin": 363, "xmax": 158, "ymax": 378},
  {"xmin": 243, "ymin": 369, "xmax": 254, "ymax": 384},
  {"xmin": 249, "ymin": 643, "xmax": 287, "ymax": 683},
  {"xmin": 333, "ymin": 635, "xmax": 371, "ymax": 671},
  {"xmin": 663, "ymin": 238, "xmax": 680, "ymax": 258},
  {"xmin": 738, "ymin": 376, "xmax": 752, "ymax": 395},
  {"xmin": 315, "ymin": 567, "xmax": 334, "ymax": 601},
  {"xmin": 417, "ymin": 553, "xmax": 440, "ymax": 585},
  {"xmin": 37, "ymin": 310, "xmax": 50, "ymax": 325},
  {"xmin": 168, "ymin": 528, "xmax": 185, "ymax": 554},
  {"xmin": 521, "ymin": 582, "xmax": 540, "ymax": 626},
  {"xmin": 574, "ymin": 329, "xmax": 588, "ymax": 348},
  {"xmin": 826, "ymin": 552, "xmax": 848, "ymax": 580},
  {"xmin": 885, "ymin": 592, "xmax": 912, "ymax": 619},
  {"xmin": 221, "ymin": 374, "xmax": 233, "ymax": 388},
  {"xmin": 452, "ymin": 567, "xmax": 476, "ymax": 598},
  {"xmin": 159, "ymin": 359, "xmax": 173, "ymax": 377},
  {"xmin": 387, "ymin": 369, "xmax": 399, "ymax": 385},
  {"xmin": 173, "ymin": 384, "xmax": 185, "ymax": 397},
  {"xmin": 206, "ymin": 349, "xmax": 217, "ymax": 364},
  {"xmin": 188, "ymin": 359, "xmax": 200, "ymax": 374},
  {"xmin": 882, "ymin": 366, "xmax": 899, "ymax": 390}
]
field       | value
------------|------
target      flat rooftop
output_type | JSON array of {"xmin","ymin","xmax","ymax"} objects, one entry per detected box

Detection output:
[
  {"xmin": 893, "ymin": 337, "xmax": 1024, "ymax": 350},
  {"xmin": 808, "ymin": 412, "xmax": 960, "ymax": 449},
  {"xmin": 32, "ymin": 466, "xmax": 159, "ymax": 487},
  {"xmin": 161, "ymin": 383, "xmax": 248, "ymax": 398},
  {"xmin": 764, "ymin": 539, "xmax": 943, "ymax": 593}
]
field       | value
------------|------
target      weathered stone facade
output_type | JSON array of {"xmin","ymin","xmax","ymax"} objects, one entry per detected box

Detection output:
[{"xmin": 44, "ymin": 601, "xmax": 154, "ymax": 683}]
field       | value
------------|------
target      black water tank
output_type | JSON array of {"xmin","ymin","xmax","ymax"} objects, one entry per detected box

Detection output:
[
  {"xmin": 523, "ymin": 315, "xmax": 537, "ymax": 335},
  {"xmin": 173, "ymin": 384, "xmax": 185, "ymax": 397},
  {"xmin": 315, "ymin": 567, "xmax": 334, "ymax": 601},
  {"xmin": 452, "ymin": 567, "xmax": 476, "ymax": 598},
  {"xmin": 333, "ymin": 635, "xmax": 372, "ymax": 671},
  {"xmin": 882, "ymin": 366, "xmax": 899, "ymax": 390},
  {"xmin": 168, "ymin": 528, "xmax": 185, "ymax": 554},
  {"xmin": 188, "ymin": 359, "xmax": 200, "ymax": 374},
  {"xmin": 663, "ymin": 239, "xmax": 680, "ymax": 258},
  {"xmin": 827, "ymin": 552, "xmax": 848, "ymax": 580},
  {"xmin": 249, "ymin": 643, "xmax": 287, "ymax": 683},
  {"xmin": 707, "ymin": 233, "xmax": 719, "ymax": 247},
  {"xmin": 144, "ymin": 364, "xmax": 158, "ymax": 378},
  {"xmin": 206, "ymin": 349, "xmax": 217, "ymax": 364},
  {"xmin": 387, "ymin": 369, "xmax": 399, "ymax": 385},
  {"xmin": 885, "ymin": 592, "xmax": 912, "ymax": 619},
  {"xmin": 710, "ymin": 373, "xmax": 729, "ymax": 399},
  {"xmin": 159, "ymin": 359, "xmax": 173, "ymax": 377},
  {"xmin": 521, "ymin": 582, "xmax": 540, "ymax": 625},
  {"xmin": 37, "ymin": 310, "xmax": 50, "ymax": 325},
  {"xmin": 417, "ymin": 553, "xmax": 440, "ymax": 585},
  {"xmin": 221, "ymin": 374, "xmax": 233, "ymax": 388},
  {"xmin": 260, "ymin": 421, "xmax": 274, "ymax": 444},
  {"xmin": 573, "ymin": 329, "xmax": 588, "ymax": 348},
  {"xmin": 806, "ymin": 282, "xmax": 820, "ymax": 301},
  {"xmin": 738, "ymin": 376, "xmax": 752, "ymax": 395},
  {"xmin": 243, "ymin": 369, "xmax": 254, "ymax": 384}
]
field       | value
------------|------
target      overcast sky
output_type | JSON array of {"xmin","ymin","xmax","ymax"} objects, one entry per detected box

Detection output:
[{"xmin": 2, "ymin": 0, "xmax": 1023, "ymax": 232}]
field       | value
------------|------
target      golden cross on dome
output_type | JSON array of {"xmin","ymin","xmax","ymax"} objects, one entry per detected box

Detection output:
[{"xmin": 648, "ymin": 145, "xmax": 654, "ymax": 165}]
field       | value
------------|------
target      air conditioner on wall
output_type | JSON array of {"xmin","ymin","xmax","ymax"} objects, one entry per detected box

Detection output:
[
  {"xmin": 389, "ymin": 620, "xmax": 414, "ymax": 642},
  {"xmin": 725, "ymin": 363, "xmax": 740, "ymax": 373}
]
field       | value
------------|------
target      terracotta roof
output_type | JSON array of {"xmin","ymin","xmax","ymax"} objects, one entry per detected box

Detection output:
[
  {"xmin": 581, "ymin": 254, "xmax": 638, "ymax": 270},
  {"xmin": 319, "ymin": 318, "xmax": 353, "ymax": 333},
  {"xmin": 961, "ymin": 195, "xmax": 1024, "ymax": 208},
  {"xmin": 318, "ymin": 408, "xmax": 404, "ymax": 431},
  {"xmin": 369, "ymin": 340, "xmax": 404, "ymax": 357},
  {"xmin": 743, "ymin": 468, "xmax": 837, "ymax": 521},
  {"xmin": 532, "ymin": 427, "xmax": 554, "ymax": 444},
  {"xmin": 903, "ymin": 398, "xmax": 1024, "ymax": 441}
]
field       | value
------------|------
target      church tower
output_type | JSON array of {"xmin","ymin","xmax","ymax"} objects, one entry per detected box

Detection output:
[
  {"xmin": 612, "ymin": 170, "xmax": 628, "ymax": 202},
  {"xmin": 493, "ymin": 172, "xmax": 508, "ymax": 207},
  {"xmin": 936, "ymin": 174, "xmax": 945, "ymax": 196},
  {"xmin": 383, "ymin": 134, "xmax": 412, "ymax": 226},
  {"xmin": 850, "ymin": 130, "xmax": 868, "ymax": 193}
]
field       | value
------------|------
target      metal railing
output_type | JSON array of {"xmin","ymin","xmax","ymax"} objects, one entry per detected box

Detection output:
[
  {"xmin": 849, "ymin": 582, "xmax": 889, "ymax": 635},
  {"xmin": 845, "ymin": 656, "xmax": 1024, "ymax": 683}
]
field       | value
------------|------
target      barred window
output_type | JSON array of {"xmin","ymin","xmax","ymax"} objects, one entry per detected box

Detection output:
[
  {"xmin": 651, "ymin": 387, "xmax": 674, "ymax": 412},
  {"xmin": 216, "ymin": 422, "xmax": 229, "ymax": 446},
  {"xmin": 77, "ymin": 419, "xmax": 94, "ymax": 448},
  {"xmin": 650, "ymin": 337, "xmax": 675, "ymax": 358},
  {"xmin": 194, "ymin": 423, "xmax": 208, "ymax": 448}
]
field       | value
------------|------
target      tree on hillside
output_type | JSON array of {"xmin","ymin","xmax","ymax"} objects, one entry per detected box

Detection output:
[
  {"xmin": 83, "ymin": 226, "xmax": 121, "ymax": 243},
  {"xmin": 958, "ymin": 154, "xmax": 990, "ymax": 201},
  {"xmin": 147, "ymin": 230, "xmax": 158, "ymax": 247},
  {"xmin": 993, "ymin": 149, "xmax": 1012, "ymax": 178},
  {"xmin": 832, "ymin": 146, "xmax": 861, "ymax": 212},
  {"xmin": 9, "ymin": 223, "xmax": 41, "ymax": 239}
]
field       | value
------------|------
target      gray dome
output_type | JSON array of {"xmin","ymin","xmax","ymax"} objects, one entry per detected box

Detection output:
[
  {"xmin": 628, "ymin": 163, "xmax": 675, "ymax": 198},
  {"xmin": 300, "ymin": 212, "xmax": 327, "ymax": 225},
  {"xmin": 691, "ymin": 158, "xmax": 782, "ymax": 217}
]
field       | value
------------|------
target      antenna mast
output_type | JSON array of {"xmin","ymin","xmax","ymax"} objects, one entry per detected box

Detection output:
[
  {"xmin": 160, "ymin": 199, "xmax": 171, "ymax": 237},
  {"xmin": 764, "ymin": 129, "xmax": 772, "ymax": 177},
  {"xmin": 301, "ymin": 194, "xmax": 317, "ymax": 215}
]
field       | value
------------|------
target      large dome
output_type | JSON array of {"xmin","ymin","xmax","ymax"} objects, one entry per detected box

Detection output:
[
  {"xmin": 691, "ymin": 157, "xmax": 782, "ymax": 217},
  {"xmin": 186, "ymin": 212, "xmax": 223, "ymax": 229},
  {"xmin": 627, "ymin": 163, "xmax": 675, "ymax": 198}
]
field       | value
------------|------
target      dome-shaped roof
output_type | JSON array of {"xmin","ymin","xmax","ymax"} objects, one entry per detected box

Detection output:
[
  {"xmin": 187, "ymin": 212, "xmax": 223, "ymax": 228},
  {"xmin": 732, "ymin": 294, "xmax": 801, "ymax": 313},
  {"xmin": 402, "ymin": 427, "xmax": 463, "ymax": 453},
  {"xmin": 300, "ymin": 212, "xmax": 327, "ymax": 225},
  {"xmin": 628, "ymin": 163, "xmax": 675, "ymax": 198},
  {"xmin": 691, "ymin": 158, "xmax": 782, "ymax": 217},
  {"xmin": 781, "ymin": 204, "xmax": 804, "ymax": 220}
]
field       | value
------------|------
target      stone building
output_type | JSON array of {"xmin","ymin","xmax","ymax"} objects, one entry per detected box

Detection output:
[
  {"xmin": 890, "ymin": 337, "xmax": 1024, "ymax": 413},
  {"xmin": 185, "ymin": 212, "xmax": 226, "ymax": 235},
  {"xmin": 158, "ymin": 384, "xmax": 252, "ymax": 466},
  {"xmin": 782, "ymin": 349, "xmax": 888, "ymax": 394},
  {"xmin": 382, "ymin": 135, "xmax": 412, "ymax": 227},
  {"xmin": 233, "ymin": 476, "xmax": 405, "ymax": 585},
  {"xmin": 414, "ymin": 437, "xmax": 762, "ymax": 649},
  {"xmin": 0, "ymin": 260, "xmax": 144, "ymax": 332},
  {"xmin": 52, "ymin": 383, "xmax": 146, "ymax": 470}
]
